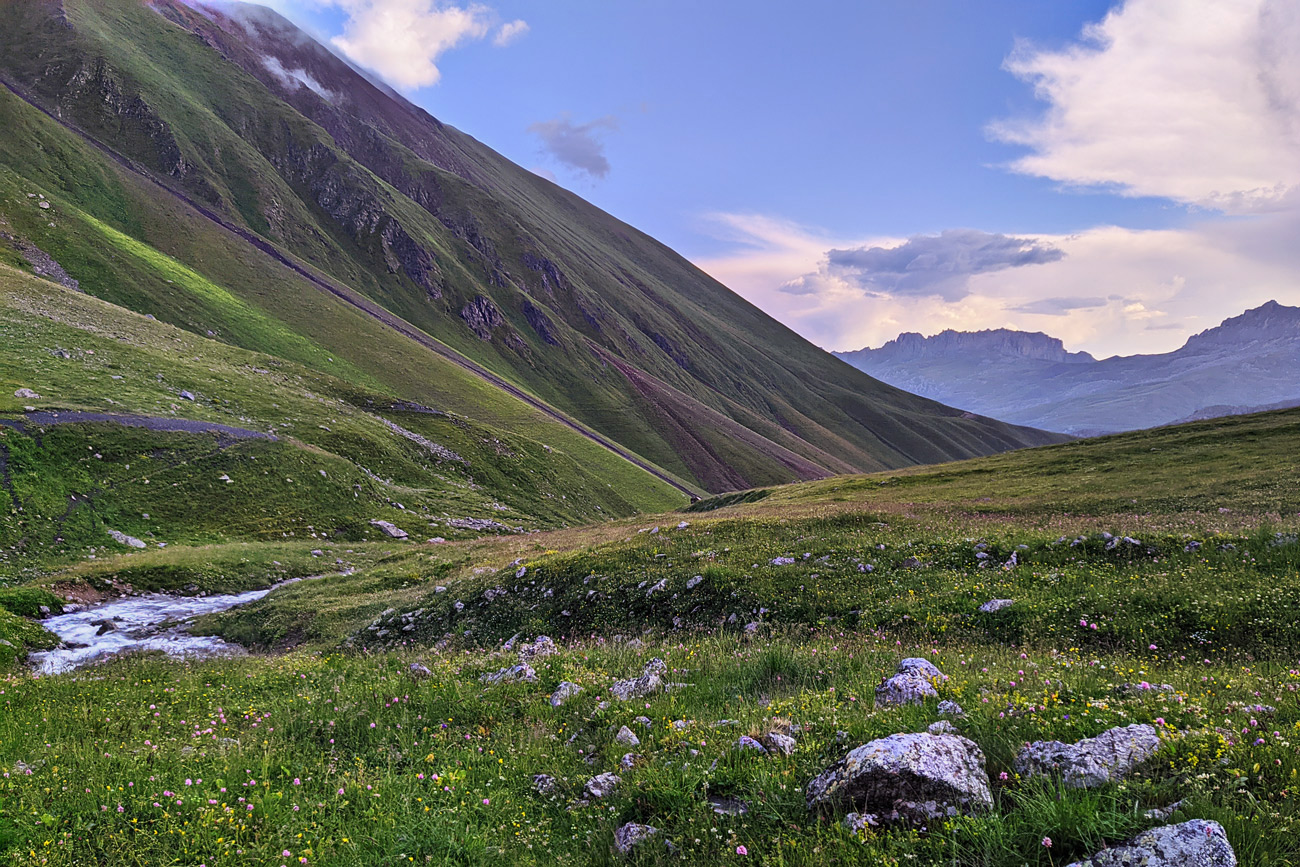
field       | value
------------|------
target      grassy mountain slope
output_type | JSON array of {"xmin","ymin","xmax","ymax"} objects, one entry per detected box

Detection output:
[
  {"xmin": 0, "ymin": 260, "xmax": 688, "ymax": 579},
  {"xmin": 0, "ymin": 0, "xmax": 1061, "ymax": 492}
]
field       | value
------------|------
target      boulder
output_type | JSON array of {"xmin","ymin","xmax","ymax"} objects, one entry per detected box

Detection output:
[
  {"xmin": 1014, "ymin": 723, "xmax": 1161, "ymax": 788},
  {"xmin": 610, "ymin": 658, "xmax": 667, "ymax": 701},
  {"xmin": 550, "ymin": 681, "xmax": 583, "ymax": 707},
  {"xmin": 1065, "ymin": 819, "xmax": 1235, "ymax": 867},
  {"xmin": 806, "ymin": 732, "xmax": 992, "ymax": 825},
  {"xmin": 615, "ymin": 726, "xmax": 640, "ymax": 747},
  {"xmin": 613, "ymin": 823, "xmax": 659, "ymax": 855}
]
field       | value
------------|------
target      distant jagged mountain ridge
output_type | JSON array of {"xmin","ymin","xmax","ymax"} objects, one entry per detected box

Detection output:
[
  {"xmin": 835, "ymin": 301, "xmax": 1300, "ymax": 436},
  {"xmin": 869, "ymin": 329, "xmax": 1096, "ymax": 364}
]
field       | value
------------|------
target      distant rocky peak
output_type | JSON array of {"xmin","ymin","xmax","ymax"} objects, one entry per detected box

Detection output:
[
  {"xmin": 874, "ymin": 328, "xmax": 1095, "ymax": 363},
  {"xmin": 1182, "ymin": 300, "xmax": 1300, "ymax": 351}
]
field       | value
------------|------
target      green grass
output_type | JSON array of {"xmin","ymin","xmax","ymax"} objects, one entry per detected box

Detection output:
[{"xmin": 0, "ymin": 406, "xmax": 1296, "ymax": 864}]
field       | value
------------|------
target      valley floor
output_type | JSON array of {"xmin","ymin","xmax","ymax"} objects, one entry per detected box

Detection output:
[{"xmin": 2, "ymin": 408, "xmax": 1299, "ymax": 865}]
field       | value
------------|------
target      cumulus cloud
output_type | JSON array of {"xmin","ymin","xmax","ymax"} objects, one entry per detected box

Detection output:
[
  {"xmin": 989, "ymin": 0, "xmax": 1300, "ymax": 212},
  {"xmin": 818, "ymin": 230, "xmax": 1064, "ymax": 302},
  {"xmin": 527, "ymin": 114, "xmax": 619, "ymax": 179},
  {"xmin": 493, "ymin": 18, "xmax": 528, "ymax": 46},
  {"xmin": 328, "ymin": 1, "xmax": 494, "ymax": 90}
]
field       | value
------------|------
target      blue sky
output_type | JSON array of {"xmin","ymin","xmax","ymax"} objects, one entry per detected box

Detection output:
[{"xmin": 264, "ymin": 0, "xmax": 1300, "ymax": 358}]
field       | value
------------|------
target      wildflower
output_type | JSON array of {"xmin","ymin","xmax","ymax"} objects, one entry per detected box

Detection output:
[
  {"xmin": 1149, "ymin": 644, "xmax": 1158, "ymax": 651},
  {"xmin": 483, "ymin": 798, "xmax": 490, "ymax": 805},
  {"xmin": 736, "ymin": 846, "xmax": 748, "ymax": 855},
  {"xmin": 1042, "ymin": 837, "xmax": 1052, "ymax": 848}
]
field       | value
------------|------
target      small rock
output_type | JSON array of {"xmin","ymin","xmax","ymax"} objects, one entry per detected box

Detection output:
[
  {"xmin": 610, "ymin": 658, "xmax": 668, "ymax": 701},
  {"xmin": 1065, "ymin": 819, "xmax": 1235, "ymax": 867},
  {"xmin": 179, "ymin": 390, "xmax": 196, "ymax": 400},
  {"xmin": 686, "ymin": 575, "xmax": 704, "ymax": 589},
  {"xmin": 1143, "ymin": 799, "xmax": 1184, "ymax": 821},
  {"xmin": 584, "ymin": 772, "xmax": 621, "ymax": 800},
  {"xmin": 900, "ymin": 556, "xmax": 923, "ymax": 569},
  {"xmin": 708, "ymin": 796, "xmax": 749, "ymax": 816},
  {"xmin": 106, "ymin": 529, "xmax": 146, "ymax": 549},
  {"xmin": 533, "ymin": 774, "xmax": 557, "ymax": 795},
  {"xmin": 551, "ymin": 682, "xmax": 583, "ymax": 707},
  {"xmin": 518, "ymin": 635, "xmax": 557, "ymax": 662},
  {"xmin": 875, "ymin": 673, "xmax": 937, "ymax": 707},
  {"xmin": 937, "ymin": 700, "xmax": 966, "ymax": 718},
  {"xmin": 620, "ymin": 753, "xmax": 642, "ymax": 770},
  {"xmin": 615, "ymin": 726, "xmax": 640, "ymax": 747},
  {"xmin": 481, "ymin": 663, "xmax": 537, "ymax": 685},
  {"xmin": 736, "ymin": 735, "xmax": 767, "ymax": 753},
  {"xmin": 843, "ymin": 812, "xmax": 878, "ymax": 834},
  {"xmin": 764, "ymin": 732, "xmax": 797, "ymax": 755},
  {"xmin": 613, "ymin": 822, "xmax": 659, "ymax": 855},
  {"xmin": 769, "ymin": 556, "xmax": 796, "ymax": 566},
  {"xmin": 978, "ymin": 599, "xmax": 1015, "ymax": 613},
  {"xmin": 928, "ymin": 720, "xmax": 956, "ymax": 735},
  {"xmin": 13, "ymin": 388, "xmax": 40, "ymax": 399},
  {"xmin": 369, "ymin": 520, "xmax": 408, "ymax": 539},
  {"xmin": 408, "ymin": 663, "xmax": 432, "ymax": 678}
]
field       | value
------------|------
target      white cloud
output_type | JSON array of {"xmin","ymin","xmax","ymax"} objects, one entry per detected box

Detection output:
[
  {"xmin": 328, "ymin": 1, "xmax": 494, "ymax": 90},
  {"xmin": 692, "ymin": 213, "xmax": 1300, "ymax": 359},
  {"xmin": 989, "ymin": 0, "xmax": 1300, "ymax": 213},
  {"xmin": 494, "ymin": 19, "xmax": 529, "ymax": 47}
]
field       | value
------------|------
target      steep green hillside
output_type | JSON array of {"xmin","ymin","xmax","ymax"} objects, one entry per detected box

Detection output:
[
  {"xmin": 0, "ymin": 0, "xmax": 1061, "ymax": 493},
  {"xmin": 0, "ymin": 261, "xmax": 685, "ymax": 577}
]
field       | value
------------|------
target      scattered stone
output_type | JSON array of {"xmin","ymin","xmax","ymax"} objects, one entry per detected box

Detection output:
[
  {"xmin": 764, "ymin": 732, "xmax": 797, "ymax": 755},
  {"xmin": 408, "ymin": 663, "xmax": 432, "ymax": 679},
  {"xmin": 481, "ymin": 663, "xmax": 537, "ymax": 685},
  {"xmin": 369, "ymin": 520, "xmax": 408, "ymax": 539},
  {"xmin": 179, "ymin": 390, "xmax": 196, "ymax": 401},
  {"xmin": 533, "ymin": 774, "xmax": 557, "ymax": 795},
  {"xmin": 634, "ymin": 716, "xmax": 652, "ymax": 728},
  {"xmin": 646, "ymin": 579, "xmax": 667, "ymax": 597},
  {"xmin": 978, "ymin": 599, "xmax": 1015, "ymax": 613},
  {"xmin": 1065, "ymin": 819, "xmax": 1235, "ymax": 867},
  {"xmin": 1113, "ymin": 682, "xmax": 1175, "ymax": 697},
  {"xmin": 584, "ymin": 772, "xmax": 621, "ymax": 800},
  {"xmin": 613, "ymin": 822, "xmax": 659, "ymax": 855},
  {"xmin": 92, "ymin": 619, "xmax": 118, "ymax": 636},
  {"xmin": 620, "ymin": 753, "xmax": 642, "ymax": 770},
  {"xmin": 1015, "ymin": 723, "xmax": 1161, "ymax": 789},
  {"xmin": 610, "ymin": 658, "xmax": 668, "ymax": 701},
  {"xmin": 518, "ymin": 635, "xmax": 557, "ymax": 662},
  {"xmin": 709, "ymin": 796, "xmax": 749, "ymax": 816},
  {"xmin": 686, "ymin": 575, "xmax": 704, "ymax": 589},
  {"xmin": 937, "ymin": 700, "xmax": 966, "ymax": 718},
  {"xmin": 615, "ymin": 726, "xmax": 640, "ymax": 747},
  {"xmin": 13, "ymin": 388, "xmax": 40, "ymax": 399},
  {"xmin": 1143, "ymin": 799, "xmax": 1184, "ymax": 821},
  {"xmin": 676, "ymin": 521, "xmax": 689, "ymax": 530},
  {"xmin": 806, "ymin": 732, "xmax": 993, "ymax": 825},
  {"xmin": 928, "ymin": 720, "xmax": 956, "ymax": 735},
  {"xmin": 1185, "ymin": 541, "xmax": 1202, "ymax": 552},
  {"xmin": 876, "ymin": 673, "xmax": 938, "ymax": 707},
  {"xmin": 900, "ymin": 556, "xmax": 923, "ymax": 569},
  {"xmin": 898, "ymin": 658, "xmax": 946, "ymax": 680},
  {"xmin": 770, "ymin": 556, "xmax": 796, "ymax": 566},
  {"xmin": 106, "ymin": 529, "xmax": 146, "ymax": 549},
  {"xmin": 843, "ymin": 812, "xmax": 878, "ymax": 834},
  {"xmin": 551, "ymin": 682, "xmax": 583, "ymax": 707},
  {"xmin": 736, "ymin": 735, "xmax": 767, "ymax": 753}
]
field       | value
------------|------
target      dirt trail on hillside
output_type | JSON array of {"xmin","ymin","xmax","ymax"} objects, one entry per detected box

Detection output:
[{"xmin": 0, "ymin": 78, "xmax": 697, "ymax": 500}]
